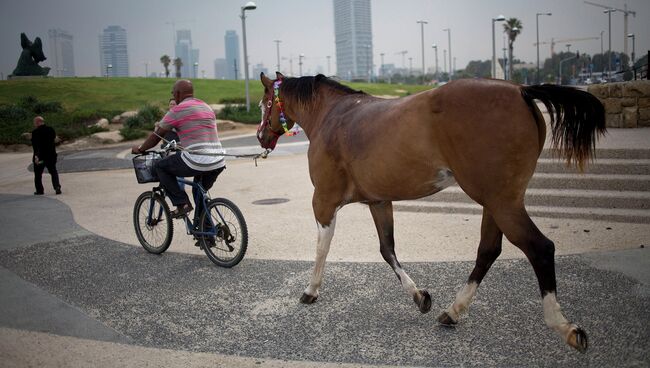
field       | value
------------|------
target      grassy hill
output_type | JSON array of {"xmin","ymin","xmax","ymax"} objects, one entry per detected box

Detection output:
[{"xmin": 0, "ymin": 77, "xmax": 431, "ymax": 111}]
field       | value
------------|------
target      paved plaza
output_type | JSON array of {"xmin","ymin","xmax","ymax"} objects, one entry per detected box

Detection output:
[{"xmin": 0, "ymin": 128, "xmax": 649, "ymax": 367}]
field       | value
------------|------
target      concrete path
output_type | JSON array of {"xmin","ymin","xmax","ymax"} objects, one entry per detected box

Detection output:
[{"xmin": 0, "ymin": 127, "xmax": 649, "ymax": 367}]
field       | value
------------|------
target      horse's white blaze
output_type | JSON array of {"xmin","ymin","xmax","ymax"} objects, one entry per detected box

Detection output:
[
  {"xmin": 445, "ymin": 281, "xmax": 478, "ymax": 322},
  {"xmin": 543, "ymin": 292, "xmax": 572, "ymax": 338},
  {"xmin": 304, "ymin": 217, "xmax": 337, "ymax": 297}
]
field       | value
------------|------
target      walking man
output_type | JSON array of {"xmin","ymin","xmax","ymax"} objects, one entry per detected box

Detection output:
[{"xmin": 31, "ymin": 116, "xmax": 61, "ymax": 195}]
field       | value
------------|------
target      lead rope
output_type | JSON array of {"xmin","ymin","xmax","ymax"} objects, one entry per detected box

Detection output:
[{"xmin": 153, "ymin": 131, "xmax": 270, "ymax": 167}]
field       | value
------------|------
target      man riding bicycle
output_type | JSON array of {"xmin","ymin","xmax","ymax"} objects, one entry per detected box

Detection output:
[{"xmin": 131, "ymin": 79, "xmax": 226, "ymax": 223}]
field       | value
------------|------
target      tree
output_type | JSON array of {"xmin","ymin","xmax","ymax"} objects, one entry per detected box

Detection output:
[
  {"xmin": 160, "ymin": 55, "xmax": 171, "ymax": 78},
  {"xmin": 173, "ymin": 58, "xmax": 183, "ymax": 78},
  {"xmin": 503, "ymin": 18, "xmax": 522, "ymax": 81}
]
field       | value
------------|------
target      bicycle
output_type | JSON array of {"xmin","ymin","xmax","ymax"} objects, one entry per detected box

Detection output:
[{"xmin": 131, "ymin": 144, "xmax": 248, "ymax": 268}]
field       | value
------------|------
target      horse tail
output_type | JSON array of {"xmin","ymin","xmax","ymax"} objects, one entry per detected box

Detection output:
[{"xmin": 521, "ymin": 85, "xmax": 606, "ymax": 171}]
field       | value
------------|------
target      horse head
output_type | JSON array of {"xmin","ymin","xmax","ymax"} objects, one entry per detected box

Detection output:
[{"xmin": 257, "ymin": 72, "xmax": 296, "ymax": 150}]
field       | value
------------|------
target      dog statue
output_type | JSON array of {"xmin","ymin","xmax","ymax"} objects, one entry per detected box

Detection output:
[{"xmin": 11, "ymin": 33, "xmax": 51, "ymax": 77}]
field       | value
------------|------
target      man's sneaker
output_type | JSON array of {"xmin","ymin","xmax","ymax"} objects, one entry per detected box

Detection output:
[{"xmin": 55, "ymin": 188, "xmax": 62, "ymax": 195}]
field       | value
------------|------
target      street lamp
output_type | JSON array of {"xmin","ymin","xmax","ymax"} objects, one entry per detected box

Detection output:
[
  {"xmin": 443, "ymin": 28, "xmax": 452, "ymax": 79},
  {"xmin": 536, "ymin": 12, "xmax": 551, "ymax": 84},
  {"xmin": 492, "ymin": 14, "xmax": 506, "ymax": 79},
  {"xmin": 273, "ymin": 40, "xmax": 281, "ymax": 73},
  {"xmin": 106, "ymin": 64, "xmax": 112, "ymax": 77},
  {"xmin": 366, "ymin": 45, "xmax": 371, "ymax": 82},
  {"xmin": 298, "ymin": 53, "xmax": 305, "ymax": 76},
  {"xmin": 193, "ymin": 62, "xmax": 199, "ymax": 79},
  {"xmin": 604, "ymin": 8, "xmax": 616, "ymax": 80},
  {"xmin": 240, "ymin": 1, "xmax": 256, "ymax": 112},
  {"xmin": 380, "ymin": 52, "xmax": 385, "ymax": 79},
  {"xmin": 417, "ymin": 20, "xmax": 428, "ymax": 84},
  {"xmin": 627, "ymin": 33, "xmax": 635, "ymax": 65},
  {"xmin": 432, "ymin": 44, "xmax": 439, "ymax": 81}
]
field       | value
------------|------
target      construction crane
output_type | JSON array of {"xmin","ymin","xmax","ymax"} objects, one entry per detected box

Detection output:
[
  {"xmin": 534, "ymin": 37, "xmax": 600, "ymax": 56},
  {"xmin": 584, "ymin": 1, "xmax": 636, "ymax": 56},
  {"xmin": 165, "ymin": 19, "xmax": 195, "ymax": 44},
  {"xmin": 395, "ymin": 50, "xmax": 408, "ymax": 68}
]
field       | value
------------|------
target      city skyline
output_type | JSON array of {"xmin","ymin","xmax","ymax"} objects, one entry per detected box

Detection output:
[{"xmin": 0, "ymin": 0, "xmax": 648, "ymax": 79}]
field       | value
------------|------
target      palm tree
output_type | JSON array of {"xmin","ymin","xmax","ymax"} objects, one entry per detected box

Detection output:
[
  {"xmin": 160, "ymin": 54, "xmax": 171, "ymax": 77},
  {"xmin": 173, "ymin": 57, "xmax": 183, "ymax": 78},
  {"xmin": 503, "ymin": 18, "xmax": 522, "ymax": 80}
]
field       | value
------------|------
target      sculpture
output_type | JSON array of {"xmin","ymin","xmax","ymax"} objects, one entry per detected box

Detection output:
[{"xmin": 11, "ymin": 33, "xmax": 50, "ymax": 77}]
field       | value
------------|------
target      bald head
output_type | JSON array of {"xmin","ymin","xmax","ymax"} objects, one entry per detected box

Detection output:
[
  {"xmin": 33, "ymin": 116, "xmax": 44, "ymax": 128},
  {"xmin": 172, "ymin": 79, "xmax": 194, "ymax": 104}
]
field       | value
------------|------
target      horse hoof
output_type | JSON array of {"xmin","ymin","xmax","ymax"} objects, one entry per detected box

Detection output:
[
  {"xmin": 415, "ymin": 289, "xmax": 432, "ymax": 314},
  {"xmin": 437, "ymin": 311, "xmax": 457, "ymax": 327},
  {"xmin": 300, "ymin": 293, "xmax": 318, "ymax": 304},
  {"xmin": 567, "ymin": 326, "xmax": 588, "ymax": 353}
]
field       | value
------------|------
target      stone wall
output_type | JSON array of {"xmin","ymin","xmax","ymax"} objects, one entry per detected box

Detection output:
[{"xmin": 588, "ymin": 80, "xmax": 650, "ymax": 128}]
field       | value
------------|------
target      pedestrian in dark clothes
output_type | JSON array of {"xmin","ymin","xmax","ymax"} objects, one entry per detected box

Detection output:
[{"xmin": 31, "ymin": 116, "xmax": 61, "ymax": 195}]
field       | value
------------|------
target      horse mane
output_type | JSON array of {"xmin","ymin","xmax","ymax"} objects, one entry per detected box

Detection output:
[{"xmin": 281, "ymin": 74, "xmax": 366, "ymax": 106}]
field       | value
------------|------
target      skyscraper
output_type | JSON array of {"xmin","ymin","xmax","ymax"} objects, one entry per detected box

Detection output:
[
  {"xmin": 214, "ymin": 58, "xmax": 228, "ymax": 79},
  {"xmin": 224, "ymin": 30, "xmax": 240, "ymax": 80},
  {"xmin": 175, "ymin": 29, "xmax": 192, "ymax": 78},
  {"xmin": 333, "ymin": 0, "xmax": 373, "ymax": 80},
  {"xmin": 48, "ymin": 29, "xmax": 75, "ymax": 77},
  {"xmin": 99, "ymin": 25, "xmax": 129, "ymax": 77}
]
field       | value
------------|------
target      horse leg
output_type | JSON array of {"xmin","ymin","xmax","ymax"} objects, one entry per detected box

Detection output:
[
  {"xmin": 493, "ymin": 206, "xmax": 588, "ymax": 353},
  {"xmin": 369, "ymin": 201, "xmax": 431, "ymax": 313},
  {"xmin": 438, "ymin": 208, "xmax": 503, "ymax": 325},
  {"xmin": 300, "ymin": 204, "xmax": 338, "ymax": 304}
]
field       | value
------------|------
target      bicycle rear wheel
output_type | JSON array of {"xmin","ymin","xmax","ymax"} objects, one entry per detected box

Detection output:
[
  {"xmin": 199, "ymin": 198, "xmax": 248, "ymax": 268},
  {"xmin": 133, "ymin": 191, "xmax": 173, "ymax": 254}
]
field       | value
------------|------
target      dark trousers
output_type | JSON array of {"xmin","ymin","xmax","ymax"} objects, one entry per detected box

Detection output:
[
  {"xmin": 34, "ymin": 157, "xmax": 61, "ymax": 194},
  {"xmin": 154, "ymin": 153, "xmax": 224, "ymax": 222}
]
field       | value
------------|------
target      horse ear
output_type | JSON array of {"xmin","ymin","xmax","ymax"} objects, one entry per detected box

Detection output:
[
  {"xmin": 276, "ymin": 72, "xmax": 284, "ymax": 80},
  {"xmin": 260, "ymin": 72, "xmax": 273, "ymax": 88}
]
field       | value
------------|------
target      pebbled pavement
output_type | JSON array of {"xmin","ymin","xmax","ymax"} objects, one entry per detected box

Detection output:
[{"xmin": 0, "ymin": 193, "xmax": 648, "ymax": 367}]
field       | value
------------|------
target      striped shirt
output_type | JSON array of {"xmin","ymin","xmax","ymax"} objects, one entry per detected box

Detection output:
[{"xmin": 159, "ymin": 97, "xmax": 226, "ymax": 171}]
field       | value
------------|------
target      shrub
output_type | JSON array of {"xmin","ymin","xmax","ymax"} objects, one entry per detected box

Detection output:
[
  {"xmin": 0, "ymin": 105, "xmax": 29, "ymax": 122},
  {"xmin": 219, "ymin": 97, "xmax": 246, "ymax": 104},
  {"xmin": 218, "ymin": 104, "xmax": 260, "ymax": 124},
  {"xmin": 137, "ymin": 103, "xmax": 163, "ymax": 125},
  {"xmin": 124, "ymin": 115, "xmax": 144, "ymax": 129},
  {"xmin": 119, "ymin": 126, "xmax": 148, "ymax": 141}
]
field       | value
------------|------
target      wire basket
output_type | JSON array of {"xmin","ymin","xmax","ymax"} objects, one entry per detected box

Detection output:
[{"xmin": 132, "ymin": 153, "xmax": 162, "ymax": 184}]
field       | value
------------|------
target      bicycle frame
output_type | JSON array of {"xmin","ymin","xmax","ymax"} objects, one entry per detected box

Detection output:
[{"xmin": 146, "ymin": 178, "xmax": 228, "ymax": 238}]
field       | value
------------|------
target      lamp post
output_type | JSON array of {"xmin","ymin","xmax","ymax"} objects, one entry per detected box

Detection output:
[
  {"xmin": 604, "ymin": 8, "xmax": 616, "ymax": 80},
  {"xmin": 493, "ymin": 15, "xmax": 506, "ymax": 79},
  {"xmin": 326, "ymin": 55, "xmax": 331, "ymax": 75},
  {"xmin": 366, "ymin": 45, "xmax": 372, "ymax": 82},
  {"xmin": 443, "ymin": 49, "xmax": 447, "ymax": 77},
  {"xmin": 144, "ymin": 61, "xmax": 149, "ymax": 77},
  {"xmin": 627, "ymin": 33, "xmax": 635, "ymax": 66},
  {"xmin": 417, "ymin": 20, "xmax": 428, "ymax": 84},
  {"xmin": 298, "ymin": 54, "xmax": 304, "ymax": 76},
  {"xmin": 106, "ymin": 64, "xmax": 112, "ymax": 77},
  {"xmin": 193, "ymin": 62, "xmax": 198, "ymax": 79},
  {"xmin": 566, "ymin": 44, "xmax": 572, "ymax": 53},
  {"xmin": 240, "ymin": 1, "xmax": 256, "ymax": 112},
  {"xmin": 443, "ymin": 28, "xmax": 452, "ymax": 79},
  {"xmin": 536, "ymin": 12, "xmax": 551, "ymax": 84},
  {"xmin": 432, "ymin": 44, "xmax": 439, "ymax": 81},
  {"xmin": 274, "ymin": 39, "xmax": 281, "ymax": 72}
]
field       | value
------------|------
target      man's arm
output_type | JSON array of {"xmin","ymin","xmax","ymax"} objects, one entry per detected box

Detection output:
[{"xmin": 131, "ymin": 126, "xmax": 170, "ymax": 154}]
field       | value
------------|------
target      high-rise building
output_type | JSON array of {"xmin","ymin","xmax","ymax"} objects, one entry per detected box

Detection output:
[
  {"xmin": 333, "ymin": 0, "xmax": 373, "ymax": 80},
  {"xmin": 191, "ymin": 48, "xmax": 200, "ymax": 78},
  {"xmin": 175, "ymin": 29, "xmax": 192, "ymax": 78},
  {"xmin": 99, "ymin": 25, "xmax": 129, "ymax": 77},
  {"xmin": 214, "ymin": 58, "xmax": 228, "ymax": 79},
  {"xmin": 224, "ymin": 30, "xmax": 240, "ymax": 80},
  {"xmin": 252, "ymin": 63, "xmax": 268, "ymax": 78},
  {"xmin": 48, "ymin": 29, "xmax": 75, "ymax": 77}
]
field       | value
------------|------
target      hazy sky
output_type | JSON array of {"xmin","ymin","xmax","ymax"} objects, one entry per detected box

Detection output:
[{"xmin": 1, "ymin": 0, "xmax": 648, "ymax": 79}]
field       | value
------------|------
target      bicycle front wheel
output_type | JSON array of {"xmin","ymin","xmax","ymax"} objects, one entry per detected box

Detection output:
[
  {"xmin": 199, "ymin": 198, "xmax": 248, "ymax": 268},
  {"xmin": 133, "ymin": 191, "xmax": 173, "ymax": 254}
]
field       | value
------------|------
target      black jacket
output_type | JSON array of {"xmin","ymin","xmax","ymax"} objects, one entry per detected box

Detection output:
[{"xmin": 31, "ymin": 124, "xmax": 57, "ymax": 160}]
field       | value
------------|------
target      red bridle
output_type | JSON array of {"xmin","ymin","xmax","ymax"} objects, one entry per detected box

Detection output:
[{"xmin": 257, "ymin": 78, "xmax": 287, "ymax": 150}]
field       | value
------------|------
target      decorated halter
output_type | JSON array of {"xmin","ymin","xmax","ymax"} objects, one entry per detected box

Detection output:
[{"xmin": 257, "ymin": 76, "xmax": 299, "ymax": 150}]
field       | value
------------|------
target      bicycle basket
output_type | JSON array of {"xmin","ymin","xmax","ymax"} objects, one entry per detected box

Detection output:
[{"xmin": 133, "ymin": 153, "xmax": 162, "ymax": 184}]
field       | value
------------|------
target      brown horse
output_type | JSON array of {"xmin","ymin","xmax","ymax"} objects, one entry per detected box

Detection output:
[{"xmin": 257, "ymin": 72, "xmax": 605, "ymax": 353}]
